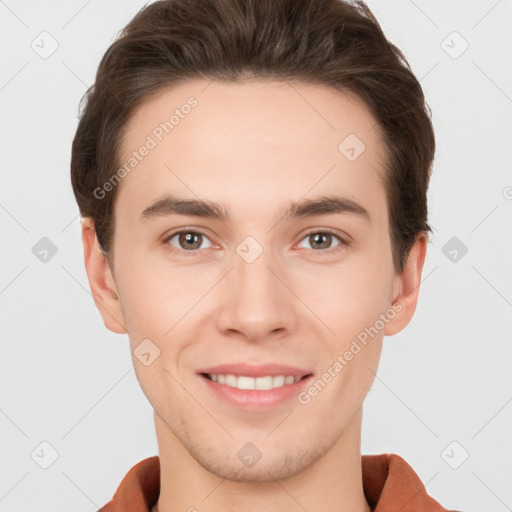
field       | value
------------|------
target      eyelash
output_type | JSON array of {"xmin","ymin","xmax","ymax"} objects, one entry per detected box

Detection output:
[{"xmin": 161, "ymin": 228, "xmax": 349, "ymax": 256}]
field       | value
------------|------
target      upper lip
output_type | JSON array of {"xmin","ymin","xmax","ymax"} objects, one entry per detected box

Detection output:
[{"xmin": 197, "ymin": 363, "xmax": 313, "ymax": 378}]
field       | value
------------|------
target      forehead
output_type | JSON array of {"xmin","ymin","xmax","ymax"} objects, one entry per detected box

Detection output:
[{"xmin": 115, "ymin": 78, "xmax": 388, "ymax": 229}]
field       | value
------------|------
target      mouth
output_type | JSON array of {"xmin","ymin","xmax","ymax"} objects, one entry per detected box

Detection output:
[
  {"xmin": 200, "ymin": 372, "xmax": 312, "ymax": 391},
  {"xmin": 197, "ymin": 368, "xmax": 314, "ymax": 410}
]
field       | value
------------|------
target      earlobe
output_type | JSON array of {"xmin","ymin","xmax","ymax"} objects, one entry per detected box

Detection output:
[
  {"xmin": 81, "ymin": 218, "xmax": 127, "ymax": 335},
  {"xmin": 384, "ymin": 232, "xmax": 428, "ymax": 337}
]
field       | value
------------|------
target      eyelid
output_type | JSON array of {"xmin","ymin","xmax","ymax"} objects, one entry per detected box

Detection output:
[{"xmin": 298, "ymin": 227, "xmax": 349, "ymax": 246}]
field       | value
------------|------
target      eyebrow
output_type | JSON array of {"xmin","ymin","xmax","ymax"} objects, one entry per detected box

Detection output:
[{"xmin": 140, "ymin": 194, "xmax": 371, "ymax": 224}]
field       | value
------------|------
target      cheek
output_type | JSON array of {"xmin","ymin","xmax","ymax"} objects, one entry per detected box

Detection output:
[
  {"xmin": 115, "ymin": 252, "xmax": 207, "ymax": 342},
  {"xmin": 300, "ymin": 258, "xmax": 391, "ymax": 338}
]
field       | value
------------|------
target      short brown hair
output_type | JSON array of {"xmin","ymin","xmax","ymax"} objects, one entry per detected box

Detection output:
[{"xmin": 71, "ymin": 0, "xmax": 435, "ymax": 274}]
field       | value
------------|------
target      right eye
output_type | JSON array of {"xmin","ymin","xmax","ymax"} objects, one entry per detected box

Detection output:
[{"xmin": 163, "ymin": 230, "xmax": 214, "ymax": 254}]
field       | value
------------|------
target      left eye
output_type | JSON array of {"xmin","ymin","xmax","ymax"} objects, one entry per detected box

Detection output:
[{"xmin": 297, "ymin": 231, "xmax": 344, "ymax": 252}]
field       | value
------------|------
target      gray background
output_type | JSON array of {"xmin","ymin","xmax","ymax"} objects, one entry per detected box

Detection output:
[{"xmin": 1, "ymin": 0, "xmax": 511, "ymax": 510}]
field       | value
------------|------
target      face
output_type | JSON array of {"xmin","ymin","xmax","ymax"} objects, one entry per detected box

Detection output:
[{"xmin": 89, "ymin": 79, "xmax": 418, "ymax": 482}]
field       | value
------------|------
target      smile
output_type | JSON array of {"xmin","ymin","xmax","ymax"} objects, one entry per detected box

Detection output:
[{"xmin": 203, "ymin": 373, "xmax": 305, "ymax": 390}]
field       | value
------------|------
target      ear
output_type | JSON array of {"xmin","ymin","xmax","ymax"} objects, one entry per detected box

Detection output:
[
  {"xmin": 384, "ymin": 232, "xmax": 428, "ymax": 336},
  {"xmin": 81, "ymin": 217, "xmax": 127, "ymax": 334}
]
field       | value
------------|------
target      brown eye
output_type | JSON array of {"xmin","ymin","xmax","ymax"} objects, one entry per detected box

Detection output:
[
  {"xmin": 166, "ymin": 231, "xmax": 212, "ymax": 252},
  {"xmin": 310, "ymin": 233, "xmax": 333, "ymax": 250},
  {"xmin": 297, "ymin": 230, "xmax": 345, "ymax": 253}
]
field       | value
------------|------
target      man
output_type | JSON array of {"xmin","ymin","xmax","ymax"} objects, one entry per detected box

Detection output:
[{"xmin": 71, "ymin": 0, "xmax": 460, "ymax": 510}]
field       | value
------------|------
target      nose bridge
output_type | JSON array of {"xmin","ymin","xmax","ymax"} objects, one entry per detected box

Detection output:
[
  {"xmin": 236, "ymin": 239, "xmax": 275, "ymax": 285},
  {"xmin": 234, "ymin": 235, "xmax": 282, "ymax": 304},
  {"xmin": 219, "ymin": 235, "xmax": 293, "ymax": 338}
]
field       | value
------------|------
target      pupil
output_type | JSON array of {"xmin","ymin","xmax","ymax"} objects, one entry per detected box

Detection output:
[
  {"xmin": 313, "ymin": 233, "xmax": 329, "ymax": 249},
  {"xmin": 182, "ymin": 232, "xmax": 200, "ymax": 249}
]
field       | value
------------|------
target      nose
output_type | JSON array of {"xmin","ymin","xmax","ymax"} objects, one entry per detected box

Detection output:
[{"xmin": 216, "ymin": 241, "xmax": 297, "ymax": 342}]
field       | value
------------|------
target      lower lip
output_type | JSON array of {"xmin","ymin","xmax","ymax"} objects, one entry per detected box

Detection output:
[{"xmin": 199, "ymin": 374, "xmax": 313, "ymax": 411}]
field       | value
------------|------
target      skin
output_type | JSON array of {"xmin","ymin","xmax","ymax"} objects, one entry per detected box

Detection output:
[{"xmin": 82, "ymin": 78, "xmax": 426, "ymax": 512}]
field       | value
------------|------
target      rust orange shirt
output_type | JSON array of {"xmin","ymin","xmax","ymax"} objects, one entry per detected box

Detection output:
[{"xmin": 98, "ymin": 453, "xmax": 458, "ymax": 511}]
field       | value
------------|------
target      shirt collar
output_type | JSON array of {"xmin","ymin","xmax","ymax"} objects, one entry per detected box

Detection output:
[{"xmin": 100, "ymin": 453, "xmax": 450, "ymax": 512}]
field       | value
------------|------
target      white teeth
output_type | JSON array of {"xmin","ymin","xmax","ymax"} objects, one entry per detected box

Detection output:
[
  {"xmin": 225, "ymin": 374, "xmax": 237, "ymax": 387},
  {"xmin": 237, "ymin": 376, "xmax": 255, "ymax": 389},
  {"xmin": 272, "ymin": 375, "xmax": 285, "ymax": 388},
  {"xmin": 206, "ymin": 373, "xmax": 303, "ymax": 390},
  {"xmin": 255, "ymin": 376, "xmax": 273, "ymax": 390}
]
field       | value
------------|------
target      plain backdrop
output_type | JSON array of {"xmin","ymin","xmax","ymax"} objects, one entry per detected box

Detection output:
[{"xmin": 1, "ymin": 1, "xmax": 511, "ymax": 511}]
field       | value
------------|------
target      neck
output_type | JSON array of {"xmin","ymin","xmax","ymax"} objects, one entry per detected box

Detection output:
[{"xmin": 151, "ymin": 408, "xmax": 370, "ymax": 512}]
